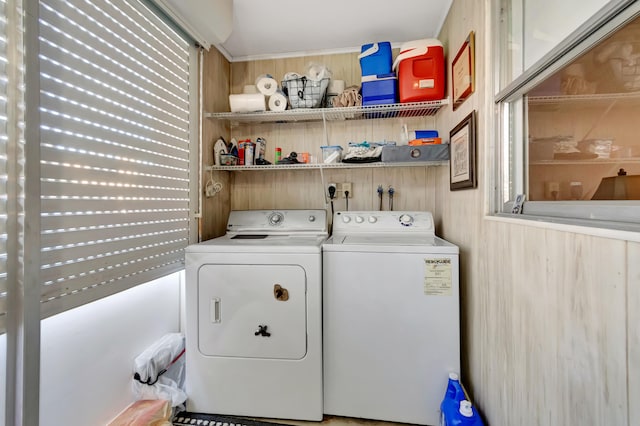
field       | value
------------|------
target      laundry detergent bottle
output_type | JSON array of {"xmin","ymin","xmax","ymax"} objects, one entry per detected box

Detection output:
[{"xmin": 440, "ymin": 373, "xmax": 484, "ymax": 426}]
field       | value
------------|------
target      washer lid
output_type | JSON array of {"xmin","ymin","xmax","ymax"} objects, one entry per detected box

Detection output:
[
  {"xmin": 186, "ymin": 234, "xmax": 326, "ymax": 253},
  {"xmin": 323, "ymin": 235, "xmax": 459, "ymax": 254},
  {"xmin": 340, "ymin": 235, "xmax": 436, "ymax": 245},
  {"xmin": 226, "ymin": 209, "xmax": 327, "ymax": 235}
]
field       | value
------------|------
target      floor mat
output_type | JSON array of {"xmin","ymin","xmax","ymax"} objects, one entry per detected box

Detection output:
[{"xmin": 172, "ymin": 412, "xmax": 293, "ymax": 426}]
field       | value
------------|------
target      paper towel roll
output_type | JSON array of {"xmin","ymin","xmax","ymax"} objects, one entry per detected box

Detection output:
[
  {"xmin": 229, "ymin": 94, "xmax": 266, "ymax": 113},
  {"xmin": 243, "ymin": 84, "xmax": 259, "ymax": 94},
  {"xmin": 328, "ymin": 79, "xmax": 345, "ymax": 95},
  {"xmin": 255, "ymin": 74, "xmax": 278, "ymax": 96},
  {"xmin": 268, "ymin": 90, "xmax": 288, "ymax": 112},
  {"xmin": 306, "ymin": 63, "xmax": 332, "ymax": 81}
]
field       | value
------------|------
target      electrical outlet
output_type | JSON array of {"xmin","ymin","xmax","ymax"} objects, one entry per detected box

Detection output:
[
  {"xmin": 342, "ymin": 182, "xmax": 352, "ymax": 198},
  {"xmin": 327, "ymin": 183, "xmax": 337, "ymax": 198}
]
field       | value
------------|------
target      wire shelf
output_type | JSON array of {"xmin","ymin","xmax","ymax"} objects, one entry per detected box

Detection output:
[
  {"xmin": 206, "ymin": 161, "xmax": 448, "ymax": 172},
  {"xmin": 528, "ymin": 92, "xmax": 640, "ymax": 106},
  {"xmin": 530, "ymin": 157, "xmax": 640, "ymax": 166},
  {"xmin": 205, "ymin": 99, "xmax": 449, "ymax": 124}
]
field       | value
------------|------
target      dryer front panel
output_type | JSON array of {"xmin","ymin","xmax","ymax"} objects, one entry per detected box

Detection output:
[{"xmin": 198, "ymin": 264, "xmax": 307, "ymax": 359}]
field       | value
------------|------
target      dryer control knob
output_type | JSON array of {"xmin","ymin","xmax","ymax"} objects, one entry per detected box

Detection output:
[
  {"xmin": 268, "ymin": 212, "xmax": 284, "ymax": 226},
  {"xmin": 342, "ymin": 215, "xmax": 351, "ymax": 223},
  {"xmin": 399, "ymin": 214, "xmax": 414, "ymax": 226},
  {"xmin": 308, "ymin": 215, "xmax": 316, "ymax": 222},
  {"xmin": 355, "ymin": 216, "xmax": 364, "ymax": 223},
  {"xmin": 368, "ymin": 216, "xmax": 377, "ymax": 223}
]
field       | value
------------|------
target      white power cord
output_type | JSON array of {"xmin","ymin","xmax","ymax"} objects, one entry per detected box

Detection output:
[{"xmin": 205, "ymin": 170, "xmax": 223, "ymax": 197}]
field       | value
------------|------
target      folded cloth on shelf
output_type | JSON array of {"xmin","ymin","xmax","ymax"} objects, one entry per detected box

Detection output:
[{"xmin": 332, "ymin": 86, "xmax": 362, "ymax": 107}]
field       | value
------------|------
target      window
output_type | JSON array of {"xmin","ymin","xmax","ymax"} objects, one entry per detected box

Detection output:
[
  {"xmin": 37, "ymin": 0, "xmax": 197, "ymax": 319},
  {"xmin": 496, "ymin": 0, "xmax": 613, "ymax": 87},
  {"xmin": 495, "ymin": 0, "xmax": 640, "ymax": 230}
]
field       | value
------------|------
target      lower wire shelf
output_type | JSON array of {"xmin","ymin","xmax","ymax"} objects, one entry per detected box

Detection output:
[{"xmin": 206, "ymin": 161, "xmax": 448, "ymax": 171}]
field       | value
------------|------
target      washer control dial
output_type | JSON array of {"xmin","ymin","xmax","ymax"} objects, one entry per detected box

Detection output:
[
  {"xmin": 368, "ymin": 216, "xmax": 377, "ymax": 223},
  {"xmin": 268, "ymin": 212, "xmax": 284, "ymax": 226},
  {"xmin": 342, "ymin": 215, "xmax": 351, "ymax": 223},
  {"xmin": 399, "ymin": 214, "xmax": 414, "ymax": 226},
  {"xmin": 355, "ymin": 216, "xmax": 364, "ymax": 223}
]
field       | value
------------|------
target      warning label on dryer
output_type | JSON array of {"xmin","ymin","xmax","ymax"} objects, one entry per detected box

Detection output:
[{"xmin": 424, "ymin": 258, "xmax": 452, "ymax": 296}]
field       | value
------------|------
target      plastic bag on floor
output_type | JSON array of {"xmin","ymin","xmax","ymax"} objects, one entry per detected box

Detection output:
[{"xmin": 132, "ymin": 333, "xmax": 187, "ymax": 409}]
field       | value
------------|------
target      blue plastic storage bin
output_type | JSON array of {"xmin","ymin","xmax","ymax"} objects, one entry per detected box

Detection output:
[
  {"xmin": 440, "ymin": 373, "xmax": 484, "ymax": 426},
  {"xmin": 361, "ymin": 73, "xmax": 398, "ymax": 118},
  {"xmin": 358, "ymin": 42, "xmax": 392, "ymax": 77},
  {"xmin": 414, "ymin": 130, "xmax": 439, "ymax": 138},
  {"xmin": 361, "ymin": 73, "xmax": 398, "ymax": 106}
]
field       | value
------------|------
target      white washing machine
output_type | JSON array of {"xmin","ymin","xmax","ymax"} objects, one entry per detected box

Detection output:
[
  {"xmin": 322, "ymin": 211, "xmax": 460, "ymax": 426},
  {"xmin": 185, "ymin": 209, "xmax": 327, "ymax": 421}
]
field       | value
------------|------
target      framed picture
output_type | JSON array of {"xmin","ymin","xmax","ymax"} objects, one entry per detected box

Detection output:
[
  {"xmin": 449, "ymin": 111, "xmax": 477, "ymax": 190},
  {"xmin": 452, "ymin": 31, "xmax": 475, "ymax": 111}
]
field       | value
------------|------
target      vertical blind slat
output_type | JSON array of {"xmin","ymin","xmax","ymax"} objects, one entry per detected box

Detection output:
[{"xmin": 0, "ymin": 0, "xmax": 15, "ymax": 334}]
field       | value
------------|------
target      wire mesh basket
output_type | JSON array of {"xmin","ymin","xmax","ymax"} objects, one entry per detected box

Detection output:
[{"xmin": 282, "ymin": 77, "xmax": 329, "ymax": 109}]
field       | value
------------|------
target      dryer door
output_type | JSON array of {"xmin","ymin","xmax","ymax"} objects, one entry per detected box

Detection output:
[{"xmin": 198, "ymin": 264, "xmax": 307, "ymax": 359}]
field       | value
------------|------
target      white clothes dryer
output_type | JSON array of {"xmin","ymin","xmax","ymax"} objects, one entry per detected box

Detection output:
[
  {"xmin": 185, "ymin": 210, "xmax": 327, "ymax": 421},
  {"xmin": 322, "ymin": 211, "xmax": 460, "ymax": 426}
]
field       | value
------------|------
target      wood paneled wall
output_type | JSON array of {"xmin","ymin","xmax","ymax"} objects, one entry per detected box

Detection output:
[
  {"xmin": 199, "ymin": 1, "xmax": 640, "ymax": 423},
  {"xmin": 201, "ymin": 51, "xmax": 443, "ymax": 236},
  {"xmin": 200, "ymin": 47, "xmax": 231, "ymax": 241},
  {"xmin": 630, "ymin": 241, "xmax": 640, "ymax": 426},
  {"xmin": 436, "ymin": 1, "xmax": 639, "ymax": 425}
]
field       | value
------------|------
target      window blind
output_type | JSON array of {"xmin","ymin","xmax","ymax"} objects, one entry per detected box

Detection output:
[
  {"xmin": 0, "ymin": 0, "xmax": 8, "ymax": 332},
  {"xmin": 38, "ymin": 0, "xmax": 192, "ymax": 318},
  {"xmin": 0, "ymin": 0, "xmax": 21, "ymax": 334}
]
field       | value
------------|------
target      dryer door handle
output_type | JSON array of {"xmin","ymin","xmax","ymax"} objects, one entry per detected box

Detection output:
[
  {"xmin": 210, "ymin": 297, "xmax": 221, "ymax": 323},
  {"xmin": 254, "ymin": 324, "xmax": 271, "ymax": 337}
]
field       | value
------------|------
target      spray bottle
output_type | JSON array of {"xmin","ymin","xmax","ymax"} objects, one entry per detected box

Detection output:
[{"xmin": 440, "ymin": 373, "xmax": 484, "ymax": 426}]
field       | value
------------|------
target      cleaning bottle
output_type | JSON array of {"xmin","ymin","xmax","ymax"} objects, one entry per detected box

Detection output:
[{"xmin": 440, "ymin": 373, "xmax": 484, "ymax": 426}]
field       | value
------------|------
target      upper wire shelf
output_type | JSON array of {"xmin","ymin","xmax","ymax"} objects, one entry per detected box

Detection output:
[
  {"xmin": 530, "ymin": 157, "xmax": 640, "ymax": 165},
  {"xmin": 528, "ymin": 92, "xmax": 640, "ymax": 106},
  {"xmin": 204, "ymin": 99, "xmax": 449, "ymax": 124}
]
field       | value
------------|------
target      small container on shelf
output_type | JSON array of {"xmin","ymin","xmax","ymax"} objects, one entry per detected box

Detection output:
[
  {"xmin": 381, "ymin": 144, "xmax": 449, "ymax": 163},
  {"xmin": 321, "ymin": 145, "xmax": 343, "ymax": 164},
  {"xmin": 219, "ymin": 154, "xmax": 238, "ymax": 166}
]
